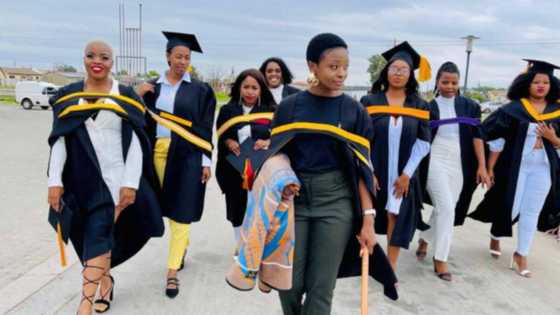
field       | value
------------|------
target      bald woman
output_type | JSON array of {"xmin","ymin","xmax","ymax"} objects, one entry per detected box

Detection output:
[{"xmin": 47, "ymin": 40, "xmax": 164, "ymax": 315}]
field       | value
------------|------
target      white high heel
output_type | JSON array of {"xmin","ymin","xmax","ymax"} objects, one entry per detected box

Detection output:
[
  {"xmin": 489, "ymin": 237, "xmax": 501, "ymax": 259},
  {"xmin": 509, "ymin": 254, "xmax": 531, "ymax": 278}
]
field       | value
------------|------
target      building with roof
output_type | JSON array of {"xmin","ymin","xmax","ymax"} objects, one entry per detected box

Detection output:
[
  {"xmin": 41, "ymin": 71, "xmax": 85, "ymax": 86},
  {"xmin": 0, "ymin": 67, "xmax": 43, "ymax": 85}
]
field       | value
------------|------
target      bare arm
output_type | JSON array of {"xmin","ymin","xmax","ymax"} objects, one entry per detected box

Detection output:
[
  {"xmin": 473, "ymin": 138, "xmax": 486, "ymax": 169},
  {"xmin": 487, "ymin": 150, "xmax": 501, "ymax": 171},
  {"xmin": 358, "ymin": 177, "xmax": 377, "ymax": 254},
  {"xmin": 473, "ymin": 138, "xmax": 491, "ymax": 188}
]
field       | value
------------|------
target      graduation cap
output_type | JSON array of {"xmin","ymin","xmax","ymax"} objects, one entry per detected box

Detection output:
[
  {"xmin": 523, "ymin": 59, "xmax": 560, "ymax": 75},
  {"xmin": 382, "ymin": 41, "xmax": 431, "ymax": 82},
  {"xmin": 163, "ymin": 31, "xmax": 203, "ymax": 53},
  {"xmin": 225, "ymin": 138, "xmax": 270, "ymax": 190},
  {"xmin": 48, "ymin": 198, "xmax": 74, "ymax": 267}
]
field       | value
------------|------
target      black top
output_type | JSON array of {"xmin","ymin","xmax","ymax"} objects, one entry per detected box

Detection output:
[
  {"xmin": 253, "ymin": 91, "xmax": 398, "ymax": 300},
  {"xmin": 285, "ymin": 91, "xmax": 344, "ymax": 173}
]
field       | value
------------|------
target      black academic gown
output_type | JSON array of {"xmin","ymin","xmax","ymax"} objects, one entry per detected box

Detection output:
[
  {"xmin": 250, "ymin": 92, "xmax": 398, "ymax": 301},
  {"xmin": 216, "ymin": 102, "xmax": 275, "ymax": 227},
  {"xmin": 48, "ymin": 81, "xmax": 164, "ymax": 267},
  {"xmin": 469, "ymin": 101, "xmax": 560, "ymax": 236},
  {"xmin": 282, "ymin": 85, "xmax": 300, "ymax": 99},
  {"xmin": 143, "ymin": 79, "xmax": 217, "ymax": 223},
  {"xmin": 420, "ymin": 96, "xmax": 483, "ymax": 226},
  {"xmin": 361, "ymin": 92, "xmax": 431, "ymax": 249}
]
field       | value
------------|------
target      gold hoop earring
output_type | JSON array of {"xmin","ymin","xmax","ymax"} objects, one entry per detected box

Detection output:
[{"xmin": 307, "ymin": 72, "xmax": 319, "ymax": 87}]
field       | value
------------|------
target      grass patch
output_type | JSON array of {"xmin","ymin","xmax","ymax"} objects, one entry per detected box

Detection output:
[{"xmin": 0, "ymin": 96, "xmax": 17, "ymax": 105}]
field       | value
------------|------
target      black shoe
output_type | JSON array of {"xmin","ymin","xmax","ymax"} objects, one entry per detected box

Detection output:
[
  {"xmin": 433, "ymin": 258, "xmax": 452, "ymax": 282},
  {"xmin": 165, "ymin": 277, "xmax": 180, "ymax": 298},
  {"xmin": 94, "ymin": 275, "xmax": 114, "ymax": 313}
]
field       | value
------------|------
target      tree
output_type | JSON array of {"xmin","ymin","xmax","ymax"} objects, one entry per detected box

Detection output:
[
  {"xmin": 367, "ymin": 55, "xmax": 386, "ymax": 85},
  {"xmin": 190, "ymin": 65, "xmax": 202, "ymax": 81},
  {"xmin": 55, "ymin": 64, "xmax": 77, "ymax": 73},
  {"xmin": 206, "ymin": 66, "xmax": 226, "ymax": 92},
  {"xmin": 146, "ymin": 70, "xmax": 160, "ymax": 79},
  {"xmin": 465, "ymin": 91, "xmax": 487, "ymax": 103}
]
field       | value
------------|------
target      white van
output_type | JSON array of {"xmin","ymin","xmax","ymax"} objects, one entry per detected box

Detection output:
[{"xmin": 15, "ymin": 81, "xmax": 58, "ymax": 110}]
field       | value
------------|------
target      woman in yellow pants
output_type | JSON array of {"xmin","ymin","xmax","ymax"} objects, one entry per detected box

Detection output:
[{"xmin": 139, "ymin": 31, "xmax": 216, "ymax": 298}]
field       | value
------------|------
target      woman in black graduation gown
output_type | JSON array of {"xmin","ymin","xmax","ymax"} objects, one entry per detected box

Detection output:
[
  {"xmin": 469, "ymin": 59, "xmax": 560, "ymax": 277},
  {"xmin": 259, "ymin": 57, "xmax": 300, "ymax": 104},
  {"xmin": 47, "ymin": 41, "xmax": 163, "ymax": 315},
  {"xmin": 138, "ymin": 31, "xmax": 216, "ymax": 297},
  {"xmin": 263, "ymin": 33, "xmax": 397, "ymax": 315},
  {"xmin": 360, "ymin": 41, "xmax": 432, "ymax": 272},
  {"xmin": 216, "ymin": 69, "xmax": 276, "ymax": 241},
  {"xmin": 415, "ymin": 62, "xmax": 490, "ymax": 281}
]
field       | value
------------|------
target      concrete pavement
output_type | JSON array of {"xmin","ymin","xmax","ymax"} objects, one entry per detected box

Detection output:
[{"xmin": 1, "ymin": 104, "xmax": 559, "ymax": 315}]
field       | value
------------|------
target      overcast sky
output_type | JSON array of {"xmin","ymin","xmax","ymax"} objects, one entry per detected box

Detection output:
[{"xmin": 1, "ymin": 0, "xmax": 559, "ymax": 87}]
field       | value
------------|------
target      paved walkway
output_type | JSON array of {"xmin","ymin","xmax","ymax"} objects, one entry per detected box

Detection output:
[{"xmin": 1, "ymin": 104, "xmax": 559, "ymax": 315}]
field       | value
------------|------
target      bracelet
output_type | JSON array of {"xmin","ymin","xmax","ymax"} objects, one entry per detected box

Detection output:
[{"xmin": 363, "ymin": 209, "xmax": 376, "ymax": 217}]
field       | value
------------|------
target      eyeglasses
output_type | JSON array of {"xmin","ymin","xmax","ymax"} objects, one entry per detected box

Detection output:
[{"xmin": 388, "ymin": 66, "xmax": 410, "ymax": 75}]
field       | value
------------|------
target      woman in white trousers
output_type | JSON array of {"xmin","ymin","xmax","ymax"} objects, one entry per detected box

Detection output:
[{"xmin": 417, "ymin": 62, "xmax": 490, "ymax": 281}]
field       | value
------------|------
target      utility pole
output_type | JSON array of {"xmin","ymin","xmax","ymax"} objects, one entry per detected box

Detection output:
[{"xmin": 462, "ymin": 35, "xmax": 479, "ymax": 93}]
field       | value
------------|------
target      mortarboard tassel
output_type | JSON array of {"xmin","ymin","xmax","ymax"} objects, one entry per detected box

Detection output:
[
  {"xmin": 418, "ymin": 55, "xmax": 432, "ymax": 82},
  {"xmin": 241, "ymin": 158, "xmax": 255, "ymax": 190},
  {"xmin": 56, "ymin": 223, "xmax": 67, "ymax": 267},
  {"xmin": 186, "ymin": 64, "xmax": 193, "ymax": 74}
]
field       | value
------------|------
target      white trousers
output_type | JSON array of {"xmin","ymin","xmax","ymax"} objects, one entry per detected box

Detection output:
[
  {"xmin": 511, "ymin": 149, "xmax": 551, "ymax": 256},
  {"xmin": 420, "ymin": 138, "xmax": 463, "ymax": 262}
]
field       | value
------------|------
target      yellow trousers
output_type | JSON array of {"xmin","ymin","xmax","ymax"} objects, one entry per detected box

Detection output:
[{"xmin": 154, "ymin": 138, "xmax": 191, "ymax": 270}]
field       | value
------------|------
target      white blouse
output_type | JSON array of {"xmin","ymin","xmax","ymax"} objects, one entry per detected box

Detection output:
[
  {"xmin": 237, "ymin": 105, "xmax": 253, "ymax": 144},
  {"xmin": 155, "ymin": 72, "xmax": 211, "ymax": 167},
  {"xmin": 48, "ymin": 80, "xmax": 143, "ymax": 204},
  {"xmin": 434, "ymin": 96, "xmax": 460, "ymax": 143},
  {"xmin": 488, "ymin": 123, "xmax": 558, "ymax": 161},
  {"xmin": 385, "ymin": 115, "xmax": 431, "ymax": 213},
  {"xmin": 270, "ymin": 84, "xmax": 284, "ymax": 105}
]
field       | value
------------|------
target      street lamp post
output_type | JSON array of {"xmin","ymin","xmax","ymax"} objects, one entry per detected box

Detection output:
[{"xmin": 462, "ymin": 35, "xmax": 479, "ymax": 93}]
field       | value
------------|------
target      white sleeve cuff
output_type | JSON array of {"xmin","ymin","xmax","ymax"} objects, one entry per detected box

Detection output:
[
  {"xmin": 48, "ymin": 177, "xmax": 64, "ymax": 188},
  {"xmin": 202, "ymin": 154, "xmax": 212, "ymax": 167},
  {"xmin": 488, "ymin": 138, "xmax": 505, "ymax": 152},
  {"xmin": 403, "ymin": 139, "xmax": 430, "ymax": 177},
  {"xmin": 122, "ymin": 133, "xmax": 143, "ymax": 190},
  {"xmin": 48, "ymin": 137, "xmax": 66, "ymax": 187}
]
